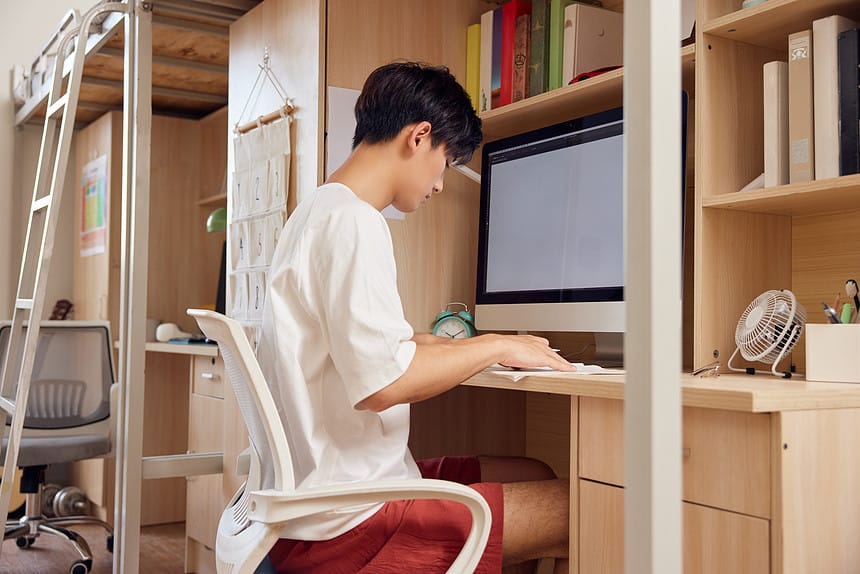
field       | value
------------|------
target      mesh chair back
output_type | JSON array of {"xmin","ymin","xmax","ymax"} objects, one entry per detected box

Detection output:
[
  {"xmin": 188, "ymin": 309, "xmax": 295, "ymax": 493},
  {"xmin": 0, "ymin": 321, "xmax": 114, "ymax": 429}
]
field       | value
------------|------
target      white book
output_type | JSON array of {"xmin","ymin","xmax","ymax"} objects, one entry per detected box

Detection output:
[
  {"xmin": 763, "ymin": 61, "xmax": 789, "ymax": 187},
  {"xmin": 562, "ymin": 3, "xmax": 623, "ymax": 86},
  {"xmin": 813, "ymin": 15, "xmax": 857, "ymax": 179},
  {"xmin": 479, "ymin": 9, "xmax": 494, "ymax": 112}
]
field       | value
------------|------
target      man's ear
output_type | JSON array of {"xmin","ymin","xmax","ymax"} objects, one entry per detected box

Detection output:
[{"xmin": 406, "ymin": 121, "xmax": 433, "ymax": 152}]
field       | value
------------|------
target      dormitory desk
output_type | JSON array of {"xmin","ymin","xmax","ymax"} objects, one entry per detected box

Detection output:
[{"xmin": 461, "ymin": 370, "xmax": 860, "ymax": 574}]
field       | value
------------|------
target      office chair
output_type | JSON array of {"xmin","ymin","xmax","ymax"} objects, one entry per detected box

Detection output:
[
  {"xmin": 187, "ymin": 309, "xmax": 492, "ymax": 574},
  {"xmin": 1, "ymin": 321, "xmax": 116, "ymax": 574}
]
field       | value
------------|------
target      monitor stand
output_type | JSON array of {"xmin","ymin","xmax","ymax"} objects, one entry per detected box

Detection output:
[{"xmin": 593, "ymin": 332, "xmax": 624, "ymax": 367}]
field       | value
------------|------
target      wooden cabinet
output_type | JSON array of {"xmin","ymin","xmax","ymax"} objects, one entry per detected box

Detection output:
[
  {"xmin": 70, "ymin": 106, "xmax": 229, "ymax": 526},
  {"xmin": 185, "ymin": 354, "xmax": 225, "ymax": 574},
  {"xmin": 579, "ymin": 480, "xmax": 770, "ymax": 574}
]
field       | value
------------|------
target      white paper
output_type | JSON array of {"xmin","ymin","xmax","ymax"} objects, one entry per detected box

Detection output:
[
  {"xmin": 327, "ymin": 86, "xmax": 405, "ymax": 220},
  {"xmin": 484, "ymin": 363, "xmax": 625, "ymax": 382}
]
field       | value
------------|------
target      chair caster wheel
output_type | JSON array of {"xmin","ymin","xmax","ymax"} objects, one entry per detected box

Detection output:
[
  {"xmin": 15, "ymin": 536, "xmax": 35, "ymax": 548},
  {"xmin": 69, "ymin": 559, "xmax": 92, "ymax": 574},
  {"xmin": 107, "ymin": 534, "xmax": 114, "ymax": 553}
]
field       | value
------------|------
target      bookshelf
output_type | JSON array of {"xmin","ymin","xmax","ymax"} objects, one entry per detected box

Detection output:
[
  {"xmin": 696, "ymin": 0, "xmax": 860, "ymax": 374},
  {"xmin": 480, "ymin": 45, "xmax": 695, "ymax": 142}
]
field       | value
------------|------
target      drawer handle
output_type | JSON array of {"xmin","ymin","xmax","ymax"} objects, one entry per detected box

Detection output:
[
  {"xmin": 682, "ymin": 448, "xmax": 691, "ymax": 458},
  {"xmin": 201, "ymin": 372, "xmax": 219, "ymax": 381}
]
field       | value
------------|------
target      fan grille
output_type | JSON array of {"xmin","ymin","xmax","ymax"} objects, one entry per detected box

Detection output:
[{"xmin": 735, "ymin": 290, "xmax": 806, "ymax": 363}]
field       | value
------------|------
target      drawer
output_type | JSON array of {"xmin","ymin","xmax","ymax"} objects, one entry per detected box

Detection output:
[
  {"xmin": 186, "ymin": 473, "xmax": 222, "ymax": 552},
  {"xmin": 193, "ymin": 355, "xmax": 224, "ymax": 399},
  {"xmin": 578, "ymin": 480, "xmax": 770, "ymax": 574},
  {"xmin": 579, "ymin": 397, "xmax": 771, "ymax": 518}
]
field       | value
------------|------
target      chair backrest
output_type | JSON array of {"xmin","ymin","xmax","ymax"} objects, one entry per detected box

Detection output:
[
  {"xmin": 187, "ymin": 309, "xmax": 294, "ymax": 493},
  {"xmin": 0, "ymin": 321, "xmax": 114, "ymax": 429}
]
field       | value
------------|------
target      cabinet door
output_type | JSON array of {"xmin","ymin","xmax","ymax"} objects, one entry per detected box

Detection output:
[
  {"xmin": 579, "ymin": 480, "xmax": 770, "ymax": 574},
  {"xmin": 187, "ymin": 391, "xmax": 224, "ymax": 549}
]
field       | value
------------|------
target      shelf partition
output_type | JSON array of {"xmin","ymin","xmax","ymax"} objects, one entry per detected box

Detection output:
[
  {"xmin": 702, "ymin": 173, "xmax": 860, "ymax": 216},
  {"xmin": 703, "ymin": 0, "xmax": 860, "ymax": 50}
]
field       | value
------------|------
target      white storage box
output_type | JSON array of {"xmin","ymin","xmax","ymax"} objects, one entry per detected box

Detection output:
[{"xmin": 805, "ymin": 323, "xmax": 860, "ymax": 383}]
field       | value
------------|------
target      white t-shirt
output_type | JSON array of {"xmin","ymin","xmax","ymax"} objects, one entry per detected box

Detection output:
[{"xmin": 257, "ymin": 182, "xmax": 420, "ymax": 540}]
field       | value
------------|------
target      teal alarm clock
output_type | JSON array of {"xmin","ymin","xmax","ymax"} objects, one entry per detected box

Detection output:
[{"xmin": 432, "ymin": 302, "xmax": 477, "ymax": 339}]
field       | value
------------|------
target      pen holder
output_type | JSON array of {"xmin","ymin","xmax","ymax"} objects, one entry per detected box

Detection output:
[{"xmin": 805, "ymin": 324, "xmax": 860, "ymax": 383}]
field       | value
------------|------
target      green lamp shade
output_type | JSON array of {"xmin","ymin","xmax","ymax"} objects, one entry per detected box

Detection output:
[{"xmin": 206, "ymin": 207, "xmax": 227, "ymax": 233}]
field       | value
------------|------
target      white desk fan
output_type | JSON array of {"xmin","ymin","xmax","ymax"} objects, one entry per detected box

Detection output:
[{"xmin": 728, "ymin": 289, "xmax": 806, "ymax": 378}]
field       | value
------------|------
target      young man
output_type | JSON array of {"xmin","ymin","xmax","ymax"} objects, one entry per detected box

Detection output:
[{"xmin": 257, "ymin": 62, "xmax": 574, "ymax": 573}]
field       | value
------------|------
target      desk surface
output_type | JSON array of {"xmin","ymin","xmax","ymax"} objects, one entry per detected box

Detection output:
[{"xmin": 463, "ymin": 370, "xmax": 860, "ymax": 413}]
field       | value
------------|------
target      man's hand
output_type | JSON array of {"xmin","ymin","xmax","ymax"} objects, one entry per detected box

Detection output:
[{"xmin": 496, "ymin": 334, "xmax": 576, "ymax": 372}]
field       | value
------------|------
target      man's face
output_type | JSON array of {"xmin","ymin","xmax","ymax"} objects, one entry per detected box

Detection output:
[{"xmin": 391, "ymin": 141, "xmax": 450, "ymax": 213}]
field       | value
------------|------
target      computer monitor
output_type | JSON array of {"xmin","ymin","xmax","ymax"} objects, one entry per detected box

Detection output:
[{"xmin": 475, "ymin": 97, "xmax": 687, "ymax": 361}]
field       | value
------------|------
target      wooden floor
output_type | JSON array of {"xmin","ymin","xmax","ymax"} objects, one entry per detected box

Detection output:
[{"xmin": 0, "ymin": 522, "xmax": 186, "ymax": 574}]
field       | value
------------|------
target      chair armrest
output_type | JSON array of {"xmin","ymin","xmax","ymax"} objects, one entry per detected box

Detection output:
[{"xmin": 248, "ymin": 478, "xmax": 491, "ymax": 574}]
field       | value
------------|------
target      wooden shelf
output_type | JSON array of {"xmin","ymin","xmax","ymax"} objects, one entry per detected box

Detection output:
[
  {"xmin": 481, "ymin": 46, "xmax": 696, "ymax": 142},
  {"xmin": 702, "ymin": 173, "xmax": 860, "ymax": 216},
  {"xmin": 703, "ymin": 0, "xmax": 860, "ymax": 51},
  {"xmin": 197, "ymin": 192, "xmax": 227, "ymax": 207}
]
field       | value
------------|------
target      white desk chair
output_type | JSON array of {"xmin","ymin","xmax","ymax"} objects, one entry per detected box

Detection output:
[
  {"xmin": 1, "ymin": 321, "xmax": 116, "ymax": 574},
  {"xmin": 187, "ymin": 309, "xmax": 492, "ymax": 574}
]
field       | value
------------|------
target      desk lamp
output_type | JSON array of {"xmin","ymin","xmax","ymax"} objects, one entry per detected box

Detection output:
[{"xmin": 206, "ymin": 207, "xmax": 227, "ymax": 314}]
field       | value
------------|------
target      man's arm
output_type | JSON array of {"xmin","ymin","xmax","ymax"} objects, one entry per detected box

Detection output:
[{"xmin": 357, "ymin": 333, "xmax": 574, "ymax": 412}]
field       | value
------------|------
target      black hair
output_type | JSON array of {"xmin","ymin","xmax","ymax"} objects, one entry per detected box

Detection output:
[{"xmin": 352, "ymin": 62, "xmax": 483, "ymax": 164}]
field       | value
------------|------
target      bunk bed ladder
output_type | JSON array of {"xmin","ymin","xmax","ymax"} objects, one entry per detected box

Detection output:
[{"xmin": 0, "ymin": 4, "xmax": 125, "ymax": 549}]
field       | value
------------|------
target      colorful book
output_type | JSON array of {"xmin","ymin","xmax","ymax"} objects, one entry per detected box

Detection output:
[
  {"xmin": 812, "ymin": 16, "xmax": 857, "ymax": 179},
  {"xmin": 838, "ymin": 28, "xmax": 860, "ymax": 175},
  {"xmin": 788, "ymin": 29, "xmax": 815, "ymax": 183},
  {"xmin": 529, "ymin": 0, "xmax": 551, "ymax": 97},
  {"xmin": 492, "ymin": 8, "xmax": 503, "ymax": 109},
  {"xmin": 513, "ymin": 12, "xmax": 531, "ymax": 102},
  {"xmin": 562, "ymin": 4, "xmax": 622, "ymax": 85},
  {"xmin": 763, "ymin": 61, "xmax": 789, "ymax": 187},
  {"xmin": 499, "ymin": 0, "xmax": 532, "ymax": 107},
  {"xmin": 466, "ymin": 23, "xmax": 481, "ymax": 109},
  {"xmin": 479, "ymin": 9, "xmax": 495, "ymax": 112},
  {"xmin": 548, "ymin": 0, "xmax": 577, "ymax": 90}
]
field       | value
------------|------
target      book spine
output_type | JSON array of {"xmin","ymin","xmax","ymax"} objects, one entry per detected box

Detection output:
[
  {"xmin": 529, "ymin": 0, "xmax": 551, "ymax": 98},
  {"xmin": 479, "ymin": 10, "xmax": 494, "ymax": 112},
  {"xmin": 763, "ymin": 61, "xmax": 789, "ymax": 187},
  {"xmin": 500, "ymin": 1, "xmax": 531, "ymax": 107},
  {"xmin": 838, "ymin": 29, "xmax": 860, "ymax": 176},
  {"xmin": 548, "ymin": 0, "xmax": 575, "ymax": 90},
  {"xmin": 562, "ymin": 4, "xmax": 577, "ymax": 87},
  {"xmin": 788, "ymin": 30, "xmax": 815, "ymax": 183},
  {"xmin": 813, "ymin": 16, "xmax": 858, "ymax": 180},
  {"xmin": 466, "ymin": 23, "xmax": 481, "ymax": 110},
  {"xmin": 492, "ymin": 8, "xmax": 503, "ymax": 109},
  {"xmin": 513, "ymin": 13, "xmax": 531, "ymax": 102}
]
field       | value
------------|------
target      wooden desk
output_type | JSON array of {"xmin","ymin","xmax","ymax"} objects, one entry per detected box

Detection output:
[{"xmin": 456, "ymin": 371, "xmax": 860, "ymax": 574}]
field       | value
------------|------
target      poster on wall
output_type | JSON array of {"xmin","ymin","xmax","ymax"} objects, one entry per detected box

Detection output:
[{"xmin": 79, "ymin": 155, "xmax": 107, "ymax": 257}]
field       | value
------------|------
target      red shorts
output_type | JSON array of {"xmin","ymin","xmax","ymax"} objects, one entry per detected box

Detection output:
[{"xmin": 268, "ymin": 456, "xmax": 504, "ymax": 573}]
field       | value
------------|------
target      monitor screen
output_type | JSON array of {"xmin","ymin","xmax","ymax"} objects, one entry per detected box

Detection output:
[{"xmin": 475, "ymin": 99, "xmax": 686, "ymax": 338}]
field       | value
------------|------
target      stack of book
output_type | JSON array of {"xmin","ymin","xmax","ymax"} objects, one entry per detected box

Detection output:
[
  {"xmin": 465, "ymin": 0, "xmax": 621, "ymax": 113},
  {"xmin": 763, "ymin": 15, "xmax": 860, "ymax": 188}
]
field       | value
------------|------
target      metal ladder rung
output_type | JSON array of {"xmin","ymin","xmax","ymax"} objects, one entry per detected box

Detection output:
[
  {"xmin": 46, "ymin": 94, "xmax": 69, "ymax": 119},
  {"xmin": 15, "ymin": 298, "xmax": 33, "ymax": 310},
  {"xmin": 32, "ymin": 195, "xmax": 51, "ymax": 213},
  {"xmin": 0, "ymin": 397, "xmax": 16, "ymax": 416}
]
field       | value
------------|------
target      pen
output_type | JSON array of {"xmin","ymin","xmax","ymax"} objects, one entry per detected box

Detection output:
[
  {"xmin": 841, "ymin": 303, "xmax": 854, "ymax": 324},
  {"xmin": 822, "ymin": 302, "xmax": 842, "ymax": 324}
]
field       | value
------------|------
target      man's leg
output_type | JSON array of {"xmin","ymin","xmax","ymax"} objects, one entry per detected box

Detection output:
[{"xmin": 478, "ymin": 457, "xmax": 570, "ymax": 574}]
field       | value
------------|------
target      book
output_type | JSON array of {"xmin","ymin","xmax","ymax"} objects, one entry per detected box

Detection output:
[
  {"xmin": 513, "ymin": 12, "xmax": 531, "ymax": 102},
  {"xmin": 466, "ymin": 23, "xmax": 481, "ymax": 109},
  {"xmin": 788, "ymin": 29, "xmax": 815, "ymax": 183},
  {"xmin": 763, "ymin": 61, "xmax": 789, "ymax": 187},
  {"xmin": 479, "ymin": 9, "xmax": 495, "ymax": 112},
  {"xmin": 562, "ymin": 3, "xmax": 623, "ymax": 86},
  {"xmin": 838, "ymin": 28, "xmax": 860, "ymax": 175},
  {"xmin": 529, "ymin": 0, "xmax": 551, "ymax": 98},
  {"xmin": 492, "ymin": 8, "xmax": 503, "ymax": 109},
  {"xmin": 548, "ymin": 0, "xmax": 577, "ymax": 90},
  {"xmin": 812, "ymin": 16, "xmax": 857, "ymax": 179},
  {"xmin": 499, "ymin": 0, "xmax": 531, "ymax": 107}
]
